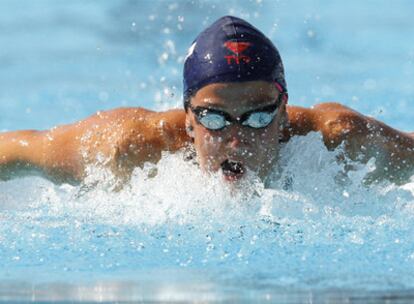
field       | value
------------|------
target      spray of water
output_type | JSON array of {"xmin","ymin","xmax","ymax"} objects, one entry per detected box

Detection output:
[{"xmin": 1, "ymin": 132, "xmax": 414, "ymax": 292}]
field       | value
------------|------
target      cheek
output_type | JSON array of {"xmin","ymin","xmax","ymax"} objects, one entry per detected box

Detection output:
[
  {"xmin": 256, "ymin": 126, "xmax": 279, "ymax": 146},
  {"xmin": 194, "ymin": 128, "xmax": 223, "ymax": 154}
]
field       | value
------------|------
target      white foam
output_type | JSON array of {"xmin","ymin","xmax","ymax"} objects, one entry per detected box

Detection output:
[{"xmin": 1, "ymin": 132, "xmax": 414, "ymax": 290}]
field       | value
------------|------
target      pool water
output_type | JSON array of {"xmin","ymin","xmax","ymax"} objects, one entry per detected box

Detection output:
[{"xmin": 1, "ymin": 0, "xmax": 414, "ymax": 302}]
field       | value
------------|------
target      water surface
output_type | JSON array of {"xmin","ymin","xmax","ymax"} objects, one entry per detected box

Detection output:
[{"xmin": 1, "ymin": 0, "xmax": 414, "ymax": 302}]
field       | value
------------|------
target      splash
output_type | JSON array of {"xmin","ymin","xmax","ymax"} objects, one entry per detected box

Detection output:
[{"xmin": 1, "ymin": 132, "xmax": 414, "ymax": 295}]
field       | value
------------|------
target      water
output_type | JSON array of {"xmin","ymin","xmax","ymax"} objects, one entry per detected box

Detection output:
[{"xmin": 1, "ymin": 0, "xmax": 414, "ymax": 302}]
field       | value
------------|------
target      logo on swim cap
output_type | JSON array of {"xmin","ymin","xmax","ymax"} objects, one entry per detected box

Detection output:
[{"xmin": 223, "ymin": 41, "xmax": 251, "ymax": 64}]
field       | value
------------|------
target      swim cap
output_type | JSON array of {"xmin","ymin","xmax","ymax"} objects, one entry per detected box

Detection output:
[{"xmin": 183, "ymin": 15, "xmax": 287, "ymax": 109}]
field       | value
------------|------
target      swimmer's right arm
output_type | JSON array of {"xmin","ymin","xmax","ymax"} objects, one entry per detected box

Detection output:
[
  {"xmin": 0, "ymin": 128, "xmax": 85, "ymax": 184},
  {"xmin": 0, "ymin": 108, "xmax": 189, "ymax": 184}
]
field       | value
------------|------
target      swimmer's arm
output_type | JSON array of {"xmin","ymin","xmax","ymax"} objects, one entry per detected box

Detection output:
[
  {"xmin": 0, "ymin": 128, "xmax": 85, "ymax": 184},
  {"xmin": 0, "ymin": 130, "xmax": 43, "ymax": 179},
  {"xmin": 0, "ymin": 108, "xmax": 190, "ymax": 184},
  {"xmin": 0, "ymin": 108, "xmax": 156, "ymax": 184},
  {"xmin": 308, "ymin": 103, "xmax": 414, "ymax": 183}
]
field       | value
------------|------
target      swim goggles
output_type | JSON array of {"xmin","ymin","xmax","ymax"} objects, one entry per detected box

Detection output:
[{"xmin": 189, "ymin": 96, "xmax": 282, "ymax": 131}]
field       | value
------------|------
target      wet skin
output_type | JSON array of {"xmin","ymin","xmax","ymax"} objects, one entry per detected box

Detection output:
[
  {"xmin": 185, "ymin": 81, "xmax": 287, "ymax": 181},
  {"xmin": 1, "ymin": 80, "xmax": 414, "ymax": 185}
]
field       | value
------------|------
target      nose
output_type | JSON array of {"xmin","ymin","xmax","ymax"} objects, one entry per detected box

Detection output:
[
  {"xmin": 226, "ymin": 125, "xmax": 246, "ymax": 149},
  {"xmin": 229, "ymin": 135, "xmax": 241, "ymax": 149}
]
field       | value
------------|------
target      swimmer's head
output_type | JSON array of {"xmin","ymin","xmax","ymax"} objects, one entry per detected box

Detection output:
[
  {"xmin": 183, "ymin": 16, "xmax": 288, "ymax": 182},
  {"xmin": 183, "ymin": 15, "xmax": 287, "ymax": 110}
]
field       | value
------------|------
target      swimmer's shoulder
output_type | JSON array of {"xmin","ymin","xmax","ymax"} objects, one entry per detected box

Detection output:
[
  {"xmin": 284, "ymin": 102, "xmax": 366, "ymax": 145},
  {"xmin": 97, "ymin": 107, "xmax": 190, "ymax": 170},
  {"xmin": 286, "ymin": 102, "xmax": 358, "ymax": 125},
  {"xmin": 105, "ymin": 107, "xmax": 188, "ymax": 149},
  {"xmin": 74, "ymin": 106, "xmax": 186, "ymax": 140},
  {"xmin": 49, "ymin": 107, "xmax": 188, "ymax": 173},
  {"xmin": 64, "ymin": 106, "xmax": 189, "ymax": 181}
]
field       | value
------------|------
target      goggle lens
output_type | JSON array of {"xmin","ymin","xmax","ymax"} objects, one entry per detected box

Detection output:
[
  {"xmin": 242, "ymin": 111, "xmax": 275, "ymax": 129},
  {"xmin": 198, "ymin": 113, "xmax": 229, "ymax": 130}
]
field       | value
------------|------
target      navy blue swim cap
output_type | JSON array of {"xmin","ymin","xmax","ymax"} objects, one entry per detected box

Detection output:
[{"xmin": 183, "ymin": 15, "xmax": 287, "ymax": 109}]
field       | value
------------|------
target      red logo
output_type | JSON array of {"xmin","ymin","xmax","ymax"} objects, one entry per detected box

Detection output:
[{"xmin": 223, "ymin": 41, "xmax": 251, "ymax": 65}]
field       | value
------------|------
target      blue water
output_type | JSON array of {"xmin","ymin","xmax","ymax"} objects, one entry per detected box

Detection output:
[{"xmin": 1, "ymin": 0, "xmax": 414, "ymax": 302}]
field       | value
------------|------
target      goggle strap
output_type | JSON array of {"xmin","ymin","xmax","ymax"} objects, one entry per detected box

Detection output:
[{"xmin": 275, "ymin": 82, "xmax": 288, "ymax": 104}]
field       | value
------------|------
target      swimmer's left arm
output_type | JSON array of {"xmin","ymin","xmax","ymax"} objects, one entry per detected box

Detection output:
[{"xmin": 310, "ymin": 103, "xmax": 414, "ymax": 183}]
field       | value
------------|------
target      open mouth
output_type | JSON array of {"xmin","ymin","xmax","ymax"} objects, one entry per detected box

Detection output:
[{"xmin": 220, "ymin": 159, "xmax": 245, "ymax": 181}]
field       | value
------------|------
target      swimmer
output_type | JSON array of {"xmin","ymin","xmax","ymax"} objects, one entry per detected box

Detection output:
[{"xmin": 1, "ymin": 16, "xmax": 414, "ymax": 185}]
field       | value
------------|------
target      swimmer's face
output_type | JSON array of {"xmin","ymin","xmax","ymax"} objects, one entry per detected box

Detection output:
[{"xmin": 185, "ymin": 80, "xmax": 287, "ymax": 181}]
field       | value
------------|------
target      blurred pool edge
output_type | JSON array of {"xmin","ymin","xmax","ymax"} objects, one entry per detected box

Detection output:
[{"xmin": 1, "ymin": 280, "xmax": 414, "ymax": 303}]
